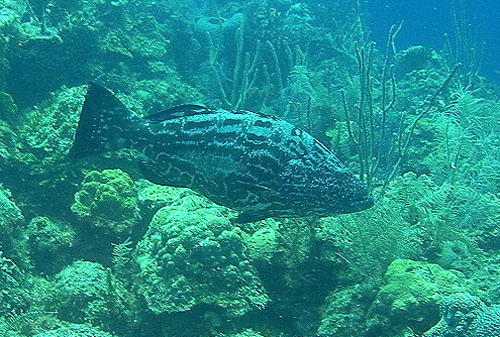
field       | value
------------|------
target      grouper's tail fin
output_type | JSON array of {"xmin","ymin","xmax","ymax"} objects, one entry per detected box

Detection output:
[{"xmin": 69, "ymin": 82, "xmax": 136, "ymax": 158}]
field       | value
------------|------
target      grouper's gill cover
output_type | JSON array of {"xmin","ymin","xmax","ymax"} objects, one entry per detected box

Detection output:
[{"xmin": 70, "ymin": 82, "xmax": 374, "ymax": 223}]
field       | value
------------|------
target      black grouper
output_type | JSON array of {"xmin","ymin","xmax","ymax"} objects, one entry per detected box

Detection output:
[{"xmin": 70, "ymin": 83, "xmax": 373, "ymax": 223}]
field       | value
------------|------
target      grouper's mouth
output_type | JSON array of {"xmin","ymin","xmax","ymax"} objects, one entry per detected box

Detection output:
[{"xmin": 337, "ymin": 189, "xmax": 374, "ymax": 214}]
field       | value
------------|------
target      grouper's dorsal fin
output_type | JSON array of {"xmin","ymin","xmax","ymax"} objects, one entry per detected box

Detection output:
[{"xmin": 145, "ymin": 104, "xmax": 208, "ymax": 122}]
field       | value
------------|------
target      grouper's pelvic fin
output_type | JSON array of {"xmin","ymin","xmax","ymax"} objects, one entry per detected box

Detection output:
[{"xmin": 69, "ymin": 82, "xmax": 136, "ymax": 158}]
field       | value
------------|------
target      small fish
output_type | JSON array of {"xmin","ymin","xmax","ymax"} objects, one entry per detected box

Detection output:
[{"xmin": 70, "ymin": 83, "xmax": 373, "ymax": 223}]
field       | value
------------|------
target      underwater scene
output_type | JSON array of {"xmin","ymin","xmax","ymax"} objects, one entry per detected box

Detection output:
[{"xmin": 1, "ymin": 0, "xmax": 500, "ymax": 336}]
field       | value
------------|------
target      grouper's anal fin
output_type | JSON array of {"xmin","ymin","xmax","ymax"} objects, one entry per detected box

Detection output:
[{"xmin": 69, "ymin": 82, "xmax": 135, "ymax": 158}]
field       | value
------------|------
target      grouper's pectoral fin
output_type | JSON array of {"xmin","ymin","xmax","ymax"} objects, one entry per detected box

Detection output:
[
  {"xmin": 139, "ymin": 155, "xmax": 196, "ymax": 188},
  {"xmin": 231, "ymin": 181, "xmax": 279, "ymax": 223},
  {"xmin": 138, "ymin": 156, "xmax": 169, "ymax": 185},
  {"xmin": 236, "ymin": 180, "xmax": 279, "ymax": 203}
]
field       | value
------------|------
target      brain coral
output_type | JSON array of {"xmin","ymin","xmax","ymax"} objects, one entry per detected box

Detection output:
[
  {"xmin": 470, "ymin": 305, "xmax": 500, "ymax": 337},
  {"xmin": 19, "ymin": 85, "xmax": 85, "ymax": 169},
  {"xmin": 423, "ymin": 292, "xmax": 487, "ymax": 337},
  {"xmin": 134, "ymin": 195, "xmax": 269, "ymax": 316},
  {"xmin": 423, "ymin": 294, "xmax": 500, "ymax": 337}
]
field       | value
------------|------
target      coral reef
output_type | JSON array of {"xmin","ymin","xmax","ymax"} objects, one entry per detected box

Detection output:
[
  {"xmin": 0, "ymin": 250, "xmax": 29, "ymax": 317},
  {"xmin": 0, "ymin": 185, "xmax": 27, "ymax": 266},
  {"xmin": 18, "ymin": 85, "xmax": 86, "ymax": 169},
  {"xmin": 423, "ymin": 293, "xmax": 486, "ymax": 337},
  {"xmin": 0, "ymin": 91, "xmax": 18, "ymax": 124},
  {"xmin": 52, "ymin": 261, "xmax": 110, "ymax": 321},
  {"xmin": 317, "ymin": 286, "xmax": 372, "ymax": 337},
  {"xmin": 134, "ymin": 194, "xmax": 269, "ymax": 316},
  {"xmin": 49, "ymin": 260, "xmax": 137, "ymax": 334},
  {"xmin": 396, "ymin": 45, "xmax": 445, "ymax": 77},
  {"xmin": 366, "ymin": 259, "xmax": 476, "ymax": 336},
  {"xmin": 32, "ymin": 323, "xmax": 116, "ymax": 337},
  {"xmin": 470, "ymin": 305, "xmax": 500, "ymax": 337},
  {"xmin": 26, "ymin": 216, "xmax": 75, "ymax": 274},
  {"xmin": 245, "ymin": 225, "xmax": 282, "ymax": 265},
  {"xmin": 228, "ymin": 328, "xmax": 267, "ymax": 337},
  {"xmin": 0, "ymin": 0, "xmax": 499, "ymax": 336},
  {"xmin": 423, "ymin": 293, "xmax": 500, "ymax": 337},
  {"xmin": 71, "ymin": 169, "xmax": 141, "ymax": 234}
]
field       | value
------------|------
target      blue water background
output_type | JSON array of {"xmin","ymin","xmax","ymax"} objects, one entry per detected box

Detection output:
[{"xmin": 362, "ymin": 0, "xmax": 500, "ymax": 81}]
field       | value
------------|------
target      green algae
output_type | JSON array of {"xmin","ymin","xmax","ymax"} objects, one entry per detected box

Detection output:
[{"xmin": 71, "ymin": 169, "xmax": 141, "ymax": 234}]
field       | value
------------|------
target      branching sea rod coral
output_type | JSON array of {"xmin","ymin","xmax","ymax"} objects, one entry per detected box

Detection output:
[
  {"xmin": 0, "ymin": 0, "xmax": 497, "ymax": 336},
  {"xmin": 134, "ymin": 195, "xmax": 269, "ymax": 316},
  {"xmin": 339, "ymin": 23, "xmax": 461, "ymax": 194}
]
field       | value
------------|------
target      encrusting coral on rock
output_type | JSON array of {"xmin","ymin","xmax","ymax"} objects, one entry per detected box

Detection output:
[
  {"xmin": 134, "ymin": 194, "xmax": 269, "ymax": 316},
  {"xmin": 71, "ymin": 169, "xmax": 141, "ymax": 235}
]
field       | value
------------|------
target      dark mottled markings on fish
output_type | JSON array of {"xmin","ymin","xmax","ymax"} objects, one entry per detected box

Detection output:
[
  {"xmin": 253, "ymin": 119, "xmax": 273, "ymax": 128},
  {"xmin": 70, "ymin": 83, "xmax": 373, "ymax": 223}
]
